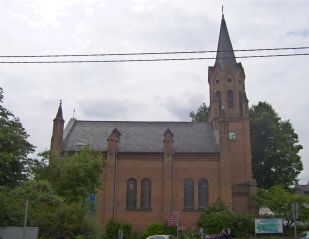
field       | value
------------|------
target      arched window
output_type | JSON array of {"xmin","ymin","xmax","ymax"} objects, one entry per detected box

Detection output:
[
  {"xmin": 227, "ymin": 90, "xmax": 234, "ymax": 108},
  {"xmin": 126, "ymin": 178, "xmax": 137, "ymax": 209},
  {"xmin": 217, "ymin": 91, "xmax": 222, "ymax": 111},
  {"xmin": 198, "ymin": 179, "xmax": 209, "ymax": 209},
  {"xmin": 141, "ymin": 178, "xmax": 151, "ymax": 209},
  {"xmin": 184, "ymin": 179, "xmax": 194, "ymax": 209},
  {"xmin": 239, "ymin": 92, "xmax": 243, "ymax": 116}
]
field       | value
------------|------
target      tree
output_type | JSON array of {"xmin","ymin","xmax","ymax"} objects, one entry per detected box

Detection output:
[
  {"xmin": 0, "ymin": 180, "xmax": 62, "ymax": 226},
  {"xmin": 0, "ymin": 180, "xmax": 104, "ymax": 238},
  {"xmin": 250, "ymin": 102, "xmax": 303, "ymax": 189},
  {"xmin": 0, "ymin": 87, "xmax": 36, "ymax": 188},
  {"xmin": 35, "ymin": 145, "xmax": 108, "ymax": 203},
  {"xmin": 190, "ymin": 102, "xmax": 303, "ymax": 189},
  {"xmin": 251, "ymin": 185, "xmax": 309, "ymax": 230},
  {"xmin": 189, "ymin": 103, "xmax": 209, "ymax": 122}
]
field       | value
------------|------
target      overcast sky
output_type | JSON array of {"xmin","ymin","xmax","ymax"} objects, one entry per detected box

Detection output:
[{"xmin": 1, "ymin": 0, "xmax": 309, "ymax": 184}]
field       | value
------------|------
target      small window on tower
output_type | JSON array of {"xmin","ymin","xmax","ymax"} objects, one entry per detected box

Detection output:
[
  {"xmin": 227, "ymin": 78, "xmax": 232, "ymax": 82},
  {"xmin": 239, "ymin": 92, "xmax": 243, "ymax": 116},
  {"xmin": 216, "ymin": 80, "xmax": 219, "ymax": 84},
  {"xmin": 227, "ymin": 90, "xmax": 234, "ymax": 108}
]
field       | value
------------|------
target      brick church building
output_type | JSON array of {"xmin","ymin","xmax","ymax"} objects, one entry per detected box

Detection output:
[{"xmin": 50, "ymin": 15, "xmax": 257, "ymax": 232}]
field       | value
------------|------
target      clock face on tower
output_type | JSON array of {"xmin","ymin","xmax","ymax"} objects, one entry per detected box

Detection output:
[{"xmin": 229, "ymin": 131, "xmax": 237, "ymax": 141}]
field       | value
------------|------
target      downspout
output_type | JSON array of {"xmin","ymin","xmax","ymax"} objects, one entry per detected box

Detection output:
[
  {"xmin": 172, "ymin": 149, "xmax": 174, "ymax": 212},
  {"xmin": 113, "ymin": 149, "xmax": 118, "ymax": 219}
]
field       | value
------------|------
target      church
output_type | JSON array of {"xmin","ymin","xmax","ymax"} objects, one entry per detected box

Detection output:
[{"xmin": 50, "ymin": 15, "xmax": 257, "ymax": 232}]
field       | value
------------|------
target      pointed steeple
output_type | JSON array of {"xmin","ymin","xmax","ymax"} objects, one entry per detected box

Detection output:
[
  {"xmin": 54, "ymin": 100, "xmax": 64, "ymax": 121},
  {"xmin": 216, "ymin": 15, "xmax": 237, "ymax": 71},
  {"xmin": 50, "ymin": 100, "xmax": 65, "ymax": 152}
]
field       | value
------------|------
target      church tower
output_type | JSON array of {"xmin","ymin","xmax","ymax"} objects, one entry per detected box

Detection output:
[{"xmin": 208, "ymin": 14, "xmax": 256, "ymax": 211}]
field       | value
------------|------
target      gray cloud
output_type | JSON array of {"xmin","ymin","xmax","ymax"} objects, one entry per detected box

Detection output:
[{"xmin": 1, "ymin": 0, "xmax": 309, "ymax": 184}]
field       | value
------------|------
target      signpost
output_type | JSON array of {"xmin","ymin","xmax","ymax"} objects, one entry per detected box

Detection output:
[
  {"xmin": 168, "ymin": 212, "xmax": 188, "ymax": 238},
  {"xmin": 168, "ymin": 215, "xmax": 177, "ymax": 226},
  {"xmin": 293, "ymin": 202, "xmax": 299, "ymax": 239}
]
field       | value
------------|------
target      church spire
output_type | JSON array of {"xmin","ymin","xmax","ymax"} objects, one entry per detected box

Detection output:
[
  {"xmin": 50, "ymin": 100, "xmax": 65, "ymax": 152},
  {"xmin": 215, "ymin": 15, "xmax": 237, "ymax": 71},
  {"xmin": 55, "ymin": 100, "xmax": 64, "ymax": 120}
]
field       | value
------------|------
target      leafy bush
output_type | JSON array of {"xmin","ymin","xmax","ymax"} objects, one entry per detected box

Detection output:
[
  {"xmin": 144, "ymin": 222, "xmax": 164, "ymax": 236},
  {"xmin": 162, "ymin": 222, "xmax": 177, "ymax": 236},
  {"xmin": 199, "ymin": 199, "xmax": 254, "ymax": 237},
  {"xmin": 105, "ymin": 219, "xmax": 122, "ymax": 239},
  {"xmin": 232, "ymin": 212, "xmax": 254, "ymax": 238},
  {"xmin": 199, "ymin": 199, "xmax": 234, "ymax": 234},
  {"xmin": 122, "ymin": 222, "xmax": 132, "ymax": 238}
]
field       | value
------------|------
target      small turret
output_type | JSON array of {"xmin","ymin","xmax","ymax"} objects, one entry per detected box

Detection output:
[{"xmin": 50, "ymin": 100, "xmax": 65, "ymax": 152}]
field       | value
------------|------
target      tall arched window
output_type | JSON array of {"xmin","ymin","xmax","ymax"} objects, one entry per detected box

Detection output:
[
  {"xmin": 198, "ymin": 179, "xmax": 209, "ymax": 209},
  {"xmin": 184, "ymin": 179, "xmax": 194, "ymax": 209},
  {"xmin": 239, "ymin": 92, "xmax": 243, "ymax": 116},
  {"xmin": 141, "ymin": 178, "xmax": 151, "ymax": 209},
  {"xmin": 126, "ymin": 178, "xmax": 137, "ymax": 209},
  {"xmin": 217, "ymin": 91, "xmax": 222, "ymax": 110},
  {"xmin": 227, "ymin": 90, "xmax": 234, "ymax": 108}
]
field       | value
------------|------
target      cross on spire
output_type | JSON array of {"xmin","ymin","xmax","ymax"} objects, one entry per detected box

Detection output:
[{"xmin": 222, "ymin": 5, "xmax": 224, "ymax": 18}]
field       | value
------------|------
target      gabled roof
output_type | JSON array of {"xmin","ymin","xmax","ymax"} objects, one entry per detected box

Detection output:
[
  {"xmin": 62, "ymin": 119, "xmax": 220, "ymax": 153},
  {"xmin": 295, "ymin": 184, "xmax": 309, "ymax": 192}
]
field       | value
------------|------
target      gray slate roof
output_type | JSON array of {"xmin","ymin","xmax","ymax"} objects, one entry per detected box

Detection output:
[
  {"xmin": 62, "ymin": 118, "xmax": 220, "ymax": 153},
  {"xmin": 295, "ymin": 184, "xmax": 309, "ymax": 191},
  {"xmin": 215, "ymin": 16, "xmax": 237, "ymax": 71}
]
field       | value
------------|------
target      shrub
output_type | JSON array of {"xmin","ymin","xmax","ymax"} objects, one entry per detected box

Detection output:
[
  {"xmin": 162, "ymin": 222, "xmax": 177, "ymax": 236},
  {"xmin": 144, "ymin": 222, "xmax": 164, "ymax": 236},
  {"xmin": 122, "ymin": 222, "xmax": 132, "ymax": 239},
  {"xmin": 199, "ymin": 199, "xmax": 255, "ymax": 237},
  {"xmin": 105, "ymin": 219, "xmax": 121, "ymax": 239}
]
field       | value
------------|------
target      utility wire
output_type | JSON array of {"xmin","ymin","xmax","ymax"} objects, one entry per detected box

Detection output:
[
  {"xmin": 0, "ymin": 53, "xmax": 309, "ymax": 63},
  {"xmin": 0, "ymin": 46, "xmax": 308, "ymax": 58},
  {"xmin": 0, "ymin": 47, "xmax": 308, "ymax": 63}
]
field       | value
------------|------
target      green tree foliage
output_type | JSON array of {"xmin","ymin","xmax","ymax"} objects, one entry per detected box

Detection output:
[
  {"xmin": 199, "ymin": 199, "xmax": 254, "ymax": 237},
  {"xmin": 0, "ymin": 185, "xmax": 25, "ymax": 226},
  {"xmin": 250, "ymin": 102, "xmax": 303, "ymax": 189},
  {"xmin": 251, "ymin": 185, "xmax": 309, "ymax": 230},
  {"xmin": 0, "ymin": 87, "xmax": 36, "ymax": 188},
  {"xmin": 0, "ymin": 180, "xmax": 62, "ymax": 226},
  {"xmin": 35, "ymin": 146, "xmax": 108, "ymax": 203},
  {"xmin": 34, "ymin": 202, "xmax": 103, "ymax": 239},
  {"xmin": 189, "ymin": 103, "xmax": 209, "ymax": 122},
  {"xmin": 0, "ymin": 180, "xmax": 104, "ymax": 238}
]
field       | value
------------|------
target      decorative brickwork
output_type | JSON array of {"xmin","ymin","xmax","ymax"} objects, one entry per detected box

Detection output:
[
  {"xmin": 117, "ymin": 153, "xmax": 163, "ymax": 161},
  {"xmin": 174, "ymin": 153, "xmax": 220, "ymax": 161}
]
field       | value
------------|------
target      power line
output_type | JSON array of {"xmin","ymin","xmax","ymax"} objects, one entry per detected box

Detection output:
[
  {"xmin": 0, "ymin": 53, "xmax": 308, "ymax": 63},
  {"xmin": 0, "ymin": 46, "xmax": 308, "ymax": 58}
]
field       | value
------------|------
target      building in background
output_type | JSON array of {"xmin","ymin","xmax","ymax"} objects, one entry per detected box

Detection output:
[{"xmin": 50, "ymin": 15, "xmax": 257, "ymax": 232}]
